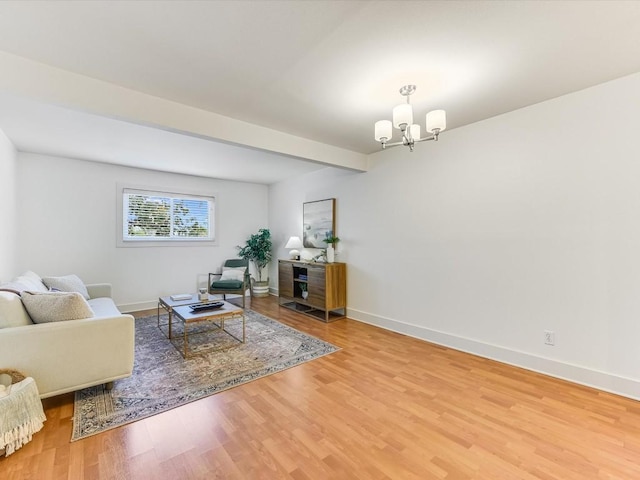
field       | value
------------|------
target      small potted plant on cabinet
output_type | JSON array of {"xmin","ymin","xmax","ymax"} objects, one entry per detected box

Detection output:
[
  {"xmin": 237, "ymin": 228, "xmax": 272, "ymax": 297},
  {"xmin": 299, "ymin": 282, "xmax": 309, "ymax": 300},
  {"xmin": 323, "ymin": 232, "xmax": 340, "ymax": 263}
]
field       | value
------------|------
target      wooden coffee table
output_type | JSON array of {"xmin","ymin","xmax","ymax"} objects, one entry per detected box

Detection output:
[{"xmin": 171, "ymin": 301, "xmax": 245, "ymax": 358}]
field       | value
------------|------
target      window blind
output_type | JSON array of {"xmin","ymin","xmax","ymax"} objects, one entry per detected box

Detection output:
[{"xmin": 122, "ymin": 188, "xmax": 214, "ymax": 242}]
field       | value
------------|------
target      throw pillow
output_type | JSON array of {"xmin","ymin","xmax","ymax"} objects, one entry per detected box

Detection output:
[
  {"xmin": 21, "ymin": 291, "xmax": 94, "ymax": 324},
  {"xmin": 0, "ymin": 292, "xmax": 33, "ymax": 328},
  {"xmin": 220, "ymin": 267, "xmax": 246, "ymax": 282},
  {"xmin": 42, "ymin": 274, "xmax": 90, "ymax": 300},
  {"xmin": 14, "ymin": 276, "xmax": 48, "ymax": 293},
  {"xmin": 0, "ymin": 285, "xmax": 23, "ymax": 295},
  {"xmin": 21, "ymin": 271, "xmax": 45, "ymax": 285}
]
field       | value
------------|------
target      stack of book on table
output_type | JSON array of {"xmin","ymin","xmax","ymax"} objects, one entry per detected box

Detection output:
[{"xmin": 170, "ymin": 294, "xmax": 192, "ymax": 301}]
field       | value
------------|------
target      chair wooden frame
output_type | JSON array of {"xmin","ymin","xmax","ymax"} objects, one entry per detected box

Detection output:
[{"xmin": 208, "ymin": 259, "xmax": 250, "ymax": 308}]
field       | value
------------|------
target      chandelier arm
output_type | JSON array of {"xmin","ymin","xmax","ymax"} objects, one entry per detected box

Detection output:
[
  {"xmin": 380, "ymin": 135, "xmax": 438, "ymax": 151},
  {"xmin": 381, "ymin": 140, "xmax": 406, "ymax": 148},
  {"xmin": 413, "ymin": 136, "xmax": 437, "ymax": 144}
]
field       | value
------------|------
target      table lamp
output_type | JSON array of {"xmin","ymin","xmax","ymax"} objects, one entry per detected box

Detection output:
[{"xmin": 285, "ymin": 236, "xmax": 303, "ymax": 260}]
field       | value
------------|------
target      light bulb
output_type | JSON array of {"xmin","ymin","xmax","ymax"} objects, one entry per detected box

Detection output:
[
  {"xmin": 374, "ymin": 120, "xmax": 392, "ymax": 142},
  {"xmin": 393, "ymin": 104, "xmax": 413, "ymax": 129},
  {"xmin": 426, "ymin": 110, "xmax": 446, "ymax": 133}
]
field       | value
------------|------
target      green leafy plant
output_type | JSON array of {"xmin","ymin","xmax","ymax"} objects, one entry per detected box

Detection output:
[
  {"xmin": 237, "ymin": 228, "xmax": 272, "ymax": 282},
  {"xmin": 299, "ymin": 282, "xmax": 307, "ymax": 292},
  {"xmin": 323, "ymin": 231, "xmax": 340, "ymax": 245}
]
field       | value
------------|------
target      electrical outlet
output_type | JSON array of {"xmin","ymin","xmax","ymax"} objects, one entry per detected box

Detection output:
[{"xmin": 544, "ymin": 330, "xmax": 555, "ymax": 346}]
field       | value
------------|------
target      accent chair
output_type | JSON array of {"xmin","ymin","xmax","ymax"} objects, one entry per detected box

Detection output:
[{"xmin": 208, "ymin": 259, "xmax": 250, "ymax": 308}]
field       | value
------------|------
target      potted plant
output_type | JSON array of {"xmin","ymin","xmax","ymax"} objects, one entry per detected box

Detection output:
[
  {"xmin": 299, "ymin": 282, "xmax": 309, "ymax": 300},
  {"xmin": 237, "ymin": 228, "xmax": 272, "ymax": 297},
  {"xmin": 322, "ymin": 231, "xmax": 340, "ymax": 263}
]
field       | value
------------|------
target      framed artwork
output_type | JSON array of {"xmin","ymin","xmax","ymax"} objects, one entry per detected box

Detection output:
[{"xmin": 303, "ymin": 198, "xmax": 335, "ymax": 248}]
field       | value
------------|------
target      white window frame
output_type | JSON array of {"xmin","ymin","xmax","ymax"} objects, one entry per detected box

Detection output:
[{"xmin": 117, "ymin": 183, "xmax": 218, "ymax": 247}]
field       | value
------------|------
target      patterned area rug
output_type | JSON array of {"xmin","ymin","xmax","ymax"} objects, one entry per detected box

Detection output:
[{"xmin": 72, "ymin": 310, "xmax": 339, "ymax": 441}]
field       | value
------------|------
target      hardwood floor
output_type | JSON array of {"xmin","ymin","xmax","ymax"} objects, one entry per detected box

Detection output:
[{"xmin": 3, "ymin": 295, "xmax": 640, "ymax": 479}]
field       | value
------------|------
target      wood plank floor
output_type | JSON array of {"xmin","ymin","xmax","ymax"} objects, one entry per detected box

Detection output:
[{"xmin": 3, "ymin": 295, "xmax": 640, "ymax": 479}]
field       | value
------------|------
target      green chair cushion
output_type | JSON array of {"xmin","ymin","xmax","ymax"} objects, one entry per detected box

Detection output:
[
  {"xmin": 211, "ymin": 280, "xmax": 244, "ymax": 289},
  {"xmin": 224, "ymin": 259, "xmax": 248, "ymax": 269}
]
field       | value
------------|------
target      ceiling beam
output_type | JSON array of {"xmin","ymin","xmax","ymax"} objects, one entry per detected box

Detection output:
[{"xmin": 0, "ymin": 51, "xmax": 368, "ymax": 172}]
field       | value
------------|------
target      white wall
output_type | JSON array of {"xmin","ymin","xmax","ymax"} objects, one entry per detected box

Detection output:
[
  {"xmin": 269, "ymin": 72, "xmax": 640, "ymax": 400},
  {"xmin": 267, "ymin": 167, "xmax": 357, "ymax": 285},
  {"xmin": 0, "ymin": 129, "xmax": 17, "ymax": 281},
  {"xmin": 16, "ymin": 153, "xmax": 268, "ymax": 311}
]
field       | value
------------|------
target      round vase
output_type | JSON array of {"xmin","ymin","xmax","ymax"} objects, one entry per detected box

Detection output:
[
  {"xmin": 326, "ymin": 245, "xmax": 335, "ymax": 263},
  {"xmin": 302, "ymin": 291, "xmax": 309, "ymax": 300}
]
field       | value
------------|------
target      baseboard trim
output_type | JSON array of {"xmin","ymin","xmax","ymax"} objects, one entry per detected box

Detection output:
[
  {"xmin": 118, "ymin": 300, "xmax": 157, "ymax": 313},
  {"xmin": 347, "ymin": 307, "xmax": 640, "ymax": 401}
]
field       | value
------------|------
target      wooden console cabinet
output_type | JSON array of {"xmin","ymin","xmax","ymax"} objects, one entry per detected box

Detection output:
[{"xmin": 278, "ymin": 260, "xmax": 346, "ymax": 322}]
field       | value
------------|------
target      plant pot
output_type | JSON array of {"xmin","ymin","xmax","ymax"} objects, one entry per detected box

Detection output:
[
  {"xmin": 252, "ymin": 280, "xmax": 270, "ymax": 297},
  {"xmin": 301, "ymin": 291, "xmax": 309, "ymax": 300},
  {"xmin": 326, "ymin": 245, "xmax": 335, "ymax": 263}
]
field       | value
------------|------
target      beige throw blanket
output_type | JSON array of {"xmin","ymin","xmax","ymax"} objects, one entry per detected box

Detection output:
[{"xmin": 0, "ymin": 377, "xmax": 46, "ymax": 456}]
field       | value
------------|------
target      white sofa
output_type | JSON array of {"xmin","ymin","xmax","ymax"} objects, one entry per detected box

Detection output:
[{"xmin": 0, "ymin": 271, "xmax": 135, "ymax": 398}]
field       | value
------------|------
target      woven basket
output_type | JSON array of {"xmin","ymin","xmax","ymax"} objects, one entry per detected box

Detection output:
[{"xmin": 0, "ymin": 369, "xmax": 26, "ymax": 384}]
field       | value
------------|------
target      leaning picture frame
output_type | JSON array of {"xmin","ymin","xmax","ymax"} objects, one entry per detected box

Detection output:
[{"xmin": 303, "ymin": 198, "xmax": 335, "ymax": 248}]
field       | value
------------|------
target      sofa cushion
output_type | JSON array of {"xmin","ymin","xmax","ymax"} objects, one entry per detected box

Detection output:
[
  {"xmin": 42, "ymin": 275, "xmax": 90, "ymax": 300},
  {"xmin": 87, "ymin": 297, "xmax": 122, "ymax": 317},
  {"xmin": 0, "ymin": 285, "xmax": 24, "ymax": 295},
  {"xmin": 0, "ymin": 292, "xmax": 33, "ymax": 329},
  {"xmin": 0, "ymin": 271, "xmax": 48, "ymax": 296},
  {"xmin": 21, "ymin": 291, "xmax": 94, "ymax": 324}
]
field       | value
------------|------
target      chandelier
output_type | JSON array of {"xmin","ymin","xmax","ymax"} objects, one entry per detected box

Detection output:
[{"xmin": 374, "ymin": 85, "xmax": 446, "ymax": 152}]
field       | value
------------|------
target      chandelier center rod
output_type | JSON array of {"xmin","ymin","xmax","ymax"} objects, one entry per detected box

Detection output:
[{"xmin": 399, "ymin": 84, "xmax": 416, "ymax": 99}]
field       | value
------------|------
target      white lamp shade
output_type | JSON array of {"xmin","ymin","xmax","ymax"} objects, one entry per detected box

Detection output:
[
  {"xmin": 426, "ymin": 109, "xmax": 446, "ymax": 133},
  {"xmin": 374, "ymin": 120, "xmax": 392, "ymax": 142},
  {"xmin": 409, "ymin": 124, "xmax": 421, "ymax": 141},
  {"xmin": 393, "ymin": 103, "xmax": 413, "ymax": 129},
  {"xmin": 285, "ymin": 236, "xmax": 303, "ymax": 249}
]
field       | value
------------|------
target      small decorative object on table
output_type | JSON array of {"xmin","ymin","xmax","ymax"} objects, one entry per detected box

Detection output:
[
  {"xmin": 198, "ymin": 288, "xmax": 209, "ymax": 301},
  {"xmin": 322, "ymin": 231, "xmax": 340, "ymax": 263},
  {"xmin": 170, "ymin": 293, "xmax": 192, "ymax": 301},
  {"xmin": 189, "ymin": 301, "xmax": 224, "ymax": 312}
]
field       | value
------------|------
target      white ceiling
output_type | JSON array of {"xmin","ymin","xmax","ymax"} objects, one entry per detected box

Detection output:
[{"xmin": 0, "ymin": 1, "xmax": 639, "ymax": 183}]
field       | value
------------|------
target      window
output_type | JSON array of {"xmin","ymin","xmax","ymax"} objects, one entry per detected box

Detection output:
[{"xmin": 118, "ymin": 186, "xmax": 216, "ymax": 246}]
